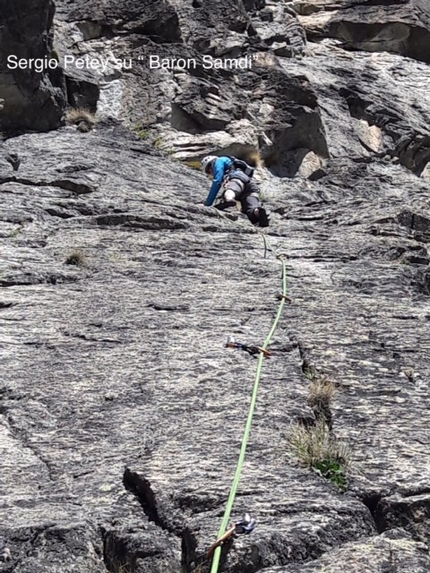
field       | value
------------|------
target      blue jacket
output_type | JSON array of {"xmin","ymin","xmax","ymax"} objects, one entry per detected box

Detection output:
[{"xmin": 204, "ymin": 156, "xmax": 234, "ymax": 206}]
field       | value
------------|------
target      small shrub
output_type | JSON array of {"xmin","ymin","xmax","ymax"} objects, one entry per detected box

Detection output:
[
  {"xmin": 288, "ymin": 420, "xmax": 350, "ymax": 490},
  {"xmin": 65, "ymin": 250, "xmax": 86, "ymax": 267}
]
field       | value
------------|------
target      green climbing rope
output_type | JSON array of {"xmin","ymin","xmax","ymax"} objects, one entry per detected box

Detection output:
[{"xmin": 210, "ymin": 253, "xmax": 288, "ymax": 573}]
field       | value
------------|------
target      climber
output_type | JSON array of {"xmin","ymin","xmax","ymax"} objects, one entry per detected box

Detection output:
[{"xmin": 201, "ymin": 155, "xmax": 269, "ymax": 227}]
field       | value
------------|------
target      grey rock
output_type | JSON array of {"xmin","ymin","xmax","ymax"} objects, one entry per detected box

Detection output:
[
  {"xmin": 0, "ymin": 0, "xmax": 66, "ymax": 133},
  {"xmin": 278, "ymin": 41, "xmax": 430, "ymax": 176},
  {"xmin": 1, "ymin": 120, "xmax": 430, "ymax": 572},
  {"xmin": 263, "ymin": 533, "xmax": 430, "ymax": 572},
  {"xmin": 248, "ymin": 2, "xmax": 307, "ymax": 58},
  {"xmin": 1, "ymin": 1, "xmax": 430, "ymax": 572},
  {"xmin": 4, "ymin": 153, "xmax": 20, "ymax": 171},
  {"xmin": 50, "ymin": 0, "xmax": 430, "ymax": 178},
  {"xmin": 297, "ymin": 0, "xmax": 430, "ymax": 63},
  {"xmin": 52, "ymin": 0, "xmax": 310, "ymax": 163}
]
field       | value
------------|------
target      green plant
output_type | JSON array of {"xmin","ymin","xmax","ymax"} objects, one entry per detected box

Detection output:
[
  {"xmin": 9, "ymin": 226, "xmax": 22, "ymax": 238},
  {"xmin": 314, "ymin": 458, "xmax": 348, "ymax": 491},
  {"xmin": 65, "ymin": 250, "xmax": 86, "ymax": 267},
  {"xmin": 288, "ymin": 420, "xmax": 350, "ymax": 491},
  {"xmin": 303, "ymin": 363, "xmax": 318, "ymax": 381},
  {"xmin": 130, "ymin": 123, "xmax": 149, "ymax": 140}
]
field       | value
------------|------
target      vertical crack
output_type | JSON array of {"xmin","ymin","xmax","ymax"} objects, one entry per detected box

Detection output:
[{"xmin": 361, "ymin": 493, "xmax": 385, "ymax": 533}]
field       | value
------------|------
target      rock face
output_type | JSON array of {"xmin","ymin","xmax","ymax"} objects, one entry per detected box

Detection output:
[
  {"xmin": 1, "ymin": 1, "xmax": 430, "ymax": 573},
  {"xmin": 295, "ymin": 0, "xmax": 430, "ymax": 63},
  {"xmin": 52, "ymin": 0, "xmax": 312, "ymax": 163},
  {"xmin": 50, "ymin": 0, "xmax": 430, "ymax": 176},
  {"xmin": 0, "ymin": 0, "xmax": 66, "ymax": 133}
]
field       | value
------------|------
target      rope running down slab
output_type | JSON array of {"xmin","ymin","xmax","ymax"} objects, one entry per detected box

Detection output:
[{"xmin": 209, "ymin": 209, "xmax": 289, "ymax": 573}]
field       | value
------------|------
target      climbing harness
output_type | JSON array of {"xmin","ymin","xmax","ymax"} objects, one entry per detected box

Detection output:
[
  {"xmin": 208, "ymin": 207, "xmax": 289, "ymax": 573},
  {"xmin": 226, "ymin": 337, "xmax": 271, "ymax": 358},
  {"xmin": 228, "ymin": 157, "xmax": 255, "ymax": 178}
]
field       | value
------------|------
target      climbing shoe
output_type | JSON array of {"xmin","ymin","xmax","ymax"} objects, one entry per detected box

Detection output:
[
  {"xmin": 257, "ymin": 206, "xmax": 269, "ymax": 228},
  {"xmin": 215, "ymin": 200, "xmax": 236, "ymax": 211}
]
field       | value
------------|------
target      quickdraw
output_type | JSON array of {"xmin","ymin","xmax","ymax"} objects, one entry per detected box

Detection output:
[
  {"xmin": 207, "ymin": 514, "xmax": 257, "ymax": 559},
  {"xmin": 226, "ymin": 337, "xmax": 271, "ymax": 358}
]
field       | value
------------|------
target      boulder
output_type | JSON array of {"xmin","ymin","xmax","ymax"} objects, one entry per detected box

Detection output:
[{"xmin": 297, "ymin": 150, "xmax": 326, "ymax": 179}]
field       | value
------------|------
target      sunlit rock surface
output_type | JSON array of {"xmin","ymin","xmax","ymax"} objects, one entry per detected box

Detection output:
[{"xmin": 1, "ymin": 1, "xmax": 430, "ymax": 572}]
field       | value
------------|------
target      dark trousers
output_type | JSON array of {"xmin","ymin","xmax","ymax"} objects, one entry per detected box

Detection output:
[{"xmin": 223, "ymin": 178, "xmax": 260, "ymax": 224}]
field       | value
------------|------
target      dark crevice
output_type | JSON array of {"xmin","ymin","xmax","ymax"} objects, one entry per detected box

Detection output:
[
  {"xmin": 96, "ymin": 213, "xmax": 188, "ymax": 230},
  {"xmin": 123, "ymin": 469, "xmax": 163, "ymax": 527},
  {"xmin": 121, "ymin": 469, "xmax": 205, "ymax": 573},
  {"xmin": 0, "ymin": 175, "xmax": 96, "ymax": 194},
  {"xmin": 402, "ymin": 487, "xmax": 430, "ymax": 498},
  {"xmin": 1, "ymin": 272, "xmax": 80, "ymax": 288},
  {"xmin": 360, "ymin": 489, "xmax": 430, "ymax": 543},
  {"xmin": 361, "ymin": 493, "xmax": 384, "ymax": 533}
]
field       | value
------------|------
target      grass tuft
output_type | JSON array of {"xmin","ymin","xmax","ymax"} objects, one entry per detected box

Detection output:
[
  {"xmin": 308, "ymin": 377, "xmax": 336, "ymax": 405},
  {"xmin": 308, "ymin": 376, "xmax": 336, "ymax": 429},
  {"xmin": 239, "ymin": 148, "xmax": 262, "ymax": 168},
  {"xmin": 65, "ymin": 250, "xmax": 86, "ymax": 267},
  {"xmin": 184, "ymin": 160, "xmax": 202, "ymax": 171},
  {"xmin": 289, "ymin": 420, "xmax": 350, "ymax": 490},
  {"xmin": 130, "ymin": 123, "xmax": 149, "ymax": 140},
  {"xmin": 65, "ymin": 108, "xmax": 96, "ymax": 131}
]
